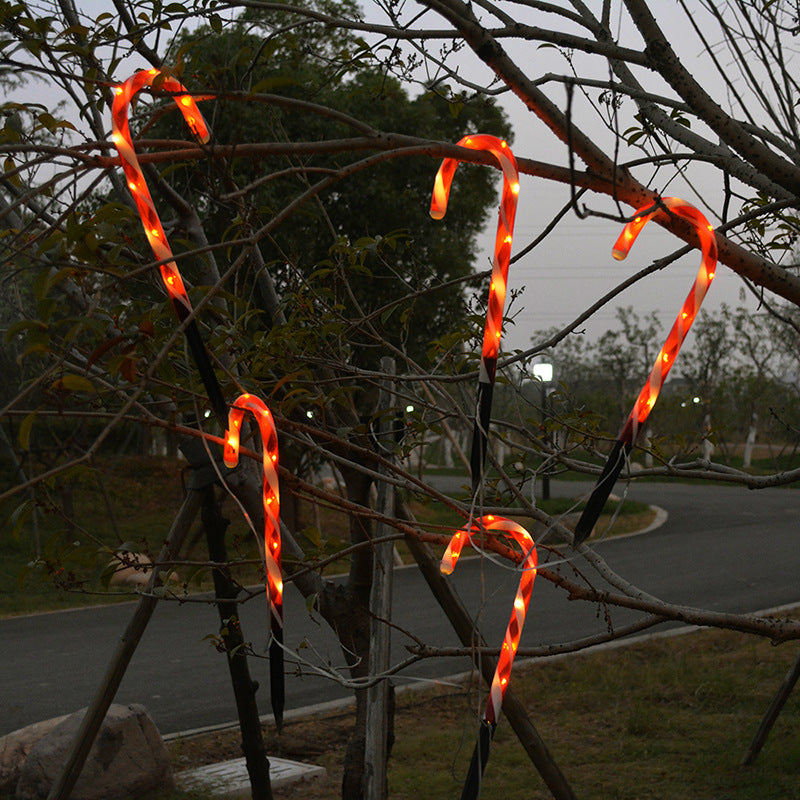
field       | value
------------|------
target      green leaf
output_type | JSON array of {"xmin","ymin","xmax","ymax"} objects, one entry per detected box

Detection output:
[
  {"xmin": 5, "ymin": 319, "xmax": 46, "ymax": 342},
  {"xmin": 98, "ymin": 558, "xmax": 118, "ymax": 589},
  {"xmin": 302, "ymin": 525, "xmax": 322, "ymax": 547},
  {"xmin": 10, "ymin": 499, "xmax": 35, "ymax": 540},
  {"xmin": 449, "ymin": 100, "xmax": 464, "ymax": 119},
  {"xmin": 249, "ymin": 76, "xmax": 298, "ymax": 93},
  {"xmin": 305, "ymin": 592, "xmax": 318, "ymax": 614},
  {"xmin": 43, "ymin": 266, "xmax": 75, "ymax": 294},
  {"xmin": 3, "ymin": 156, "xmax": 21, "ymax": 187},
  {"xmin": 19, "ymin": 341, "xmax": 51, "ymax": 360}
]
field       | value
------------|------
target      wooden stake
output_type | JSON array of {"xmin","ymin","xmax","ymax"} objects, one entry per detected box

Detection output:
[
  {"xmin": 741, "ymin": 647, "xmax": 800, "ymax": 765},
  {"xmin": 47, "ymin": 490, "xmax": 202, "ymax": 800},
  {"xmin": 364, "ymin": 358, "xmax": 396, "ymax": 800},
  {"xmin": 202, "ymin": 486, "xmax": 273, "ymax": 799}
]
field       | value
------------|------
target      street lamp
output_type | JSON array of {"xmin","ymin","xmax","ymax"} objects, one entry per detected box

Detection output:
[
  {"xmin": 532, "ymin": 362, "xmax": 553, "ymax": 384},
  {"xmin": 532, "ymin": 360, "xmax": 553, "ymax": 500}
]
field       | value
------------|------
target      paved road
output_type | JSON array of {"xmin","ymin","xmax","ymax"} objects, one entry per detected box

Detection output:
[{"xmin": 1, "ymin": 480, "xmax": 798, "ymax": 737}]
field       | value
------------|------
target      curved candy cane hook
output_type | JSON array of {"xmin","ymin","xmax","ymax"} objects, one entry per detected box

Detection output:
[
  {"xmin": 112, "ymin": 69, "xmax": 209, "ymax": 311},
  {"xmin": 441, "ymin": 515, "xmax": 537, "ymax": 799},
  {"xmin": 574, "ymin": 198, "xmax": 717, "ymax": 545},
  {"xmin": 224, "ymin": 393, "xmax": 284, "ymax": 729},
  {"xmin": 431, "ymin": 135, "xmax": 520, "ymax": 495},
  {"xmin": 111, "ymin": 69, "xmax": 227, "ymax": 422}
]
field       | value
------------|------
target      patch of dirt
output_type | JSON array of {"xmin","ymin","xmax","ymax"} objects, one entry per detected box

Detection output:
[{"xmin": 167, "ymin": 685, "xmax": 473, "ymax": 800}]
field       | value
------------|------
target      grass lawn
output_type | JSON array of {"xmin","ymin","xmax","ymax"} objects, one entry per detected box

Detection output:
[
  {"xmin": 156, "ymin": 620, "xmax": 800, "ymax": 800},
  {"xmin": 0, "ymin": 458, "xmax": 655, "ymax": 617},
  {"xmin": 2, "ymin": 460, "xmax": 797, "ymax": 799},
  {"xmin": 0, "ymin": 456, "xmax": 258, "ymax": 616}
]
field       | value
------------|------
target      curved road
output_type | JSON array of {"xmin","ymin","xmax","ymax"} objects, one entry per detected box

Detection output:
[{"xmin": 1, "ymin": 480, "xmax": 798, "ymax": 737}]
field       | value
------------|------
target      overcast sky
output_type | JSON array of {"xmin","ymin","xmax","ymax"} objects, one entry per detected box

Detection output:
[
  {"xmin": 461, "ymin": 5, "xmax": 773, "ymax": 354},
  {"xmin": 66, "ymin": 1, "xmax": 783, "ymax": 356}
]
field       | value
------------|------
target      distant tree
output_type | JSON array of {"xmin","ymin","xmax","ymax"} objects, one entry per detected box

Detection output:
[
  {"xmin": 595, "ymin": 306, "xmax": 662, "ymax": 420},
  {"xmin": 151, "ymin": 14, "xmax": 510, "ymax": 367}
]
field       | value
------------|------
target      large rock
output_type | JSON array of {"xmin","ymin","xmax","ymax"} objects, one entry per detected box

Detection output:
[
  {"xmin": 15, "ymin": 704, "xmax": 174, "ymax": 800},
  {"xmin": 0, "ymin": 715, "xmax": 69, "ymax": 795}
]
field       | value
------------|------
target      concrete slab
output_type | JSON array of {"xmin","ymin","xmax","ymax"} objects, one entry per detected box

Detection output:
[{"xmin": 176, "ymin": 756, "xmax": 326, "ymax": 798}]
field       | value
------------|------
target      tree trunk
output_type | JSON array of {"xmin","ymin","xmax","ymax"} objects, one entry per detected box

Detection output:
[
  {"xmin": 201, "ymin": 486, "xmax": 273, "ymax": 800},
  {"xmin": 702, "ymin": 409, "xmax": 714, "ymax": 459},
  {"xmin": 743, "ymin": 413, "xmax": 757, "ymax": 468},
  {"xmin": 644, "ymin": 427, "xmax": 654, "ymax": 468}
]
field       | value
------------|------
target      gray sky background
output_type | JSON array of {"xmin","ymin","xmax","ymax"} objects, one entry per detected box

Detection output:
[{"xmin": 463, "ymin": 4, "xmax": 777, "ymax": 354}]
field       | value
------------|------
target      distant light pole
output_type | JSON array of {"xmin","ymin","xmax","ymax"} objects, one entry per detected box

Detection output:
[{"xmin": 532, "ymin": 361, "xmax": 553, "ymax": 500}]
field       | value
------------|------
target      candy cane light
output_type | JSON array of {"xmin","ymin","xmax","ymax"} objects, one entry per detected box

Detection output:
[
  {"xmin": 111, "ymin": 69, "xmax": 227, "ymax": 422},
  {"xmin": 574, "ymin": 198, "xmax": 718, "ymax": 545},
  {"xmin": 431, "ymin": 135, "xmax": 520, "ymax": 495},
  {"xmin": 441, "ymin": 515, "xmax": 537, "ymax": 799},
  {"xmin": 112, "ymin": 73, "xmax": 285, "ymax": 726},
  {"xmin": 224, "ymin": 393, "xmax": 284, "ymax": 729}
]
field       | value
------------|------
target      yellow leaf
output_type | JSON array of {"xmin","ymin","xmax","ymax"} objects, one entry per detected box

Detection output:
[{"xmin": 19, "ymin": 411, "xmax": 37, "ymax": 451}]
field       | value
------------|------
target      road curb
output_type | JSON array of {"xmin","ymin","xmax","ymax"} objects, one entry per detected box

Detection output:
[
  {"xmin": 165, "ymin": 598, "xmax": 800, "ymax": 744},
  {"xmin": 163, "ymin": 503, "xmax": 671, "ymax": 745},
  {"xmin": 594, "ymin": 503, "xmax": 668, "ymax": 543}
]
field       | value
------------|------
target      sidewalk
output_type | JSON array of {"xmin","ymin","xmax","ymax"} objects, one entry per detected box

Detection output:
[{"xmin": 176, "ymin": 756, "xmax": 326, "ymax": 798}]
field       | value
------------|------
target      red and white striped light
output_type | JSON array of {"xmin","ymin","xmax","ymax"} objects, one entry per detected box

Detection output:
[
  {"xmin": 111, "ymin": 69, "xmax": 210, "ymax": 312},
  {"xmin": 431, "ymin": 135, "xmax": 520, "ymax": 386},
  {"xmin": 616, "ymin": 198, "xmax": 718, "ymax": 444},
  {"xmin": 441, "ymin": 515, "xmax": 537, "ymax": 727},
  {"xmin": 224, "ymin": 393, "xmax": 282, "ymax": 633}
]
